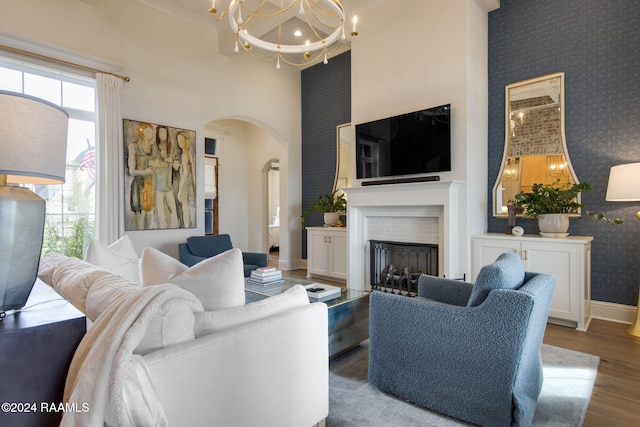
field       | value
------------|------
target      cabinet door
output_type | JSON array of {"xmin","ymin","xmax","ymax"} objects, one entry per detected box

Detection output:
[
  {"xmin": 522, "ymin": 242, "xmax": 577, "ymax": 322},
  {"xmin": 328, "ymin": 232, "xmax": 347, "ymax": 280},
  {"xmin": 472, "ymin": 239, "xmax": 519, "ymax": 280},
  {"xmin": 308, "ymin": 231, "xmax": 329, "ymax": 275}
]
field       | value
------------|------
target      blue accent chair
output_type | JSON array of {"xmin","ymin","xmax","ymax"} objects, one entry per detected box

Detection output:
[
  {"xmin": 178, "ymin": 234, "xmax": 268, "ymax": 277},
  {"xmin": 368, "ymin": 253, "xmax": 556, "ymax": 427}
]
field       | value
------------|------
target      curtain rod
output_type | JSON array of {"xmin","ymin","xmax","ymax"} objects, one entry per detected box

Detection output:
[{"xmin": 0, "ymin": 44, "xmax": 130, "ymax": 82}]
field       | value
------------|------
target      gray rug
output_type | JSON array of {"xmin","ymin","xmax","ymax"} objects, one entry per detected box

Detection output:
[{"xmin": 328, "ymin": 341, "xmax": 599, "ymax": 427}]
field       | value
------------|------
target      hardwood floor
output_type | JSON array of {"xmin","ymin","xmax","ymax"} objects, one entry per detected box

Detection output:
[
  {"xmin": 544, "ymin": 319, "xmax": 640, "ymax": 426},
  {"xmin": 279, "ymin": 265, "xmax": 640, "ymax": 426}
]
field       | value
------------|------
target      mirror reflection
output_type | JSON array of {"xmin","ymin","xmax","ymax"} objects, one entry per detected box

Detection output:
[
  {"xmin": 334, "ymin": 123, "xmax": 353, "ymax": 194},
  {"xmin": 493, "ymin": 72, "xmax": 579, "ymax": 217}
]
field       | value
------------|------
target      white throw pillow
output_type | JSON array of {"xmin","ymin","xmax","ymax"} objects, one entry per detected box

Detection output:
[
  {"xmin": 194, "ymin": 284, "xmax": 309, "ymax": 337},
  {"xmin": 85, "ymin": 235, "xmax": 140, "ymax": 284},
  {"xmin": 141, "ymin": 247, "xmax": 245, "ymax": 311}
]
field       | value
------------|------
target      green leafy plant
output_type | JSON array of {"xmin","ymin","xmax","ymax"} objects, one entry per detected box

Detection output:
[
  {"xmin": 42, "ymin": 216, "xmax": 94, "ymax": 259},
  {"xmin": 301, "ymin": 189, "xmax": 347, "ymax": 226},
  {"xmin": 585, "ymin": 211, "xmax": 624, "ymax": 225},
  {"xmin": 511, "ymin": 179, "xmax": 592, "ymax": 217},
  {"xmin": 511, "ymin": 179, "xmax": 623, "ymax": 224}
]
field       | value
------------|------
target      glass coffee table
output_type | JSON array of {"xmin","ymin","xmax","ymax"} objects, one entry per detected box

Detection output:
[{"xmin": 245, "ymin": 277, "xmax": 369, "ymax": 358}]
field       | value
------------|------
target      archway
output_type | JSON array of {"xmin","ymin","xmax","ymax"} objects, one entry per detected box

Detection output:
[{"xmin": 203, "ymin": 117, "xmax": 293, "ymax": 269}]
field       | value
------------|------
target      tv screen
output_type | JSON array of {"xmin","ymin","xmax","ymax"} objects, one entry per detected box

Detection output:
[{"xmin": 355, "ymin": 104, "xmax": 451, "ymax": 179}]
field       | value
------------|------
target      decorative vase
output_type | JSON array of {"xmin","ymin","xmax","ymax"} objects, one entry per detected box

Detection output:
[
  {"xmin": 537, "ymin": 213, "xmax": 570, "ymax": 236},
  {"xmin": 323, "ymin": 212, "xmax": 340, "ymax": 226}
]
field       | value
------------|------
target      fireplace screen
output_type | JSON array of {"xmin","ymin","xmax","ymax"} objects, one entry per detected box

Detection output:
[{"xmin": 369, "ymin": 240, "xmax": 438, "ymax": 296}]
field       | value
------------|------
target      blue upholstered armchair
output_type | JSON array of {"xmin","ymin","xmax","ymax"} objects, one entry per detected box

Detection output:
[
  {"xmin": 368, "ymin": 253, "xmax": 556, "ymax": 427},
  {"xmin": 178, "ymin": 234, "xmax": 268, "ymax": 277}
]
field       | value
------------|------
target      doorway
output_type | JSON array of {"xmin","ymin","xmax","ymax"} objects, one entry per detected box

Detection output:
[{"xmin": 267, "ymin": 159, "xmax": 280, "ymax": 262}]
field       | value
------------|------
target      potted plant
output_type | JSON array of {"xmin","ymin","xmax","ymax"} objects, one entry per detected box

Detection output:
[
  {"xmin": 511, "ymin": 179, "xmax": 592, "ymax": 236},
  {"xmin": 301, "ymin": 189, "xmax": 347, "ymax": 227}
]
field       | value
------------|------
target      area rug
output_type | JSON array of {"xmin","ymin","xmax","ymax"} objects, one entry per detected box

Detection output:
[{"xmin": 328, "ymin": 341, "xmax": 599, "ymax": 427}]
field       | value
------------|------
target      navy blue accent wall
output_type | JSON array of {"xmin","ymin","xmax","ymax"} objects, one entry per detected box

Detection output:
[
  {"xmin": 489, "ymin": 1, "xmax": 640, "ymax": 305},
  {"xmin": 301, "ymin": 51, "xmax": 351, "ymax": 258}
]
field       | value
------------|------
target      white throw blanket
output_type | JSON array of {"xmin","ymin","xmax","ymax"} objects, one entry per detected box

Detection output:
[{"xmin": 61, "ymin": 280, "xmax": 203, "ymax": 427}]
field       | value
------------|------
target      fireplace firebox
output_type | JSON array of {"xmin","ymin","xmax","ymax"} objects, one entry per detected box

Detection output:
[{"xmin": 369, "ymin": 240, "xmax": 438, "ymax": 296}]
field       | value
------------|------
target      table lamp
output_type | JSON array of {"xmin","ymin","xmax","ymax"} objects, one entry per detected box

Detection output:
[
  {"xmin": 606, "ymin": 162, "xmax": 640, "ymax": 337},
  {"xmin": 0, "ymin": 91, "xmax": 68, "ymax": 314}
]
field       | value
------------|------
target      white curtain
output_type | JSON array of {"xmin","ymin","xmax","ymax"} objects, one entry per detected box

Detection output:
[{"xmin": 95, "ymin": 73, "xmax": 124, "ymax": 244}]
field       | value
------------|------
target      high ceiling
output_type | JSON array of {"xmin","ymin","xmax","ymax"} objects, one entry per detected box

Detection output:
[
  {"xmin": 137, "ymin": 0, "xmax": 361, "ymax": 60},
  {"xmin": 136, "ymin": 0, "xmax": 219, "ymax": 33},
  {"xmin": 135, "ymin": 0, "xmax": 498, "ymax": 66},
  {"xmin": 138, "ymin": 0, "xmax": 370, "ymax": 68}
]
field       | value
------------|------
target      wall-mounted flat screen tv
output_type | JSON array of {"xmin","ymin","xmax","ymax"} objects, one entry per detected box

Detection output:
[{"xmin": 355, "ymin": 104, "xmax": 451, "ymax": 179}]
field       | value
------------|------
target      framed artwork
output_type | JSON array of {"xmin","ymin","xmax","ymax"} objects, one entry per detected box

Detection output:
[{"xmin": 123, "ymin": 119, "xmax": 196, "ymax": 230}]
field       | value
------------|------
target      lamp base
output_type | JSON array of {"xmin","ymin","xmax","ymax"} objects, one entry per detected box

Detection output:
[
  {"xmin": 0, "ymin": 185, "xmax": 45, "ymax": 312},
  {"xmin": 627, "ymin": 288, "xmax": 640, "ymax": 337}
]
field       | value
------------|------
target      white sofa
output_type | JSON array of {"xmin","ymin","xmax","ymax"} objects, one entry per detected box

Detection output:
[{"xmin": 38, "ymin": 252, "xmax": 329, "ymax": 427}]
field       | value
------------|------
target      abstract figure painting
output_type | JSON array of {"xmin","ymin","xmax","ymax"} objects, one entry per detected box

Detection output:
[{"xmin": 123, "ymin": 119, "xmax": 196, "ymax": 230}]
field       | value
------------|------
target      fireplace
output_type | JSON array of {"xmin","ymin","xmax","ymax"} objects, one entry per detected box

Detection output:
[
  {"xmin": 344, "ymin": 181, "xmax": 466, "ymax": 292},
  {"xmin": 370, "ymin": 240, "xmax": 438, "ymax": 295}
]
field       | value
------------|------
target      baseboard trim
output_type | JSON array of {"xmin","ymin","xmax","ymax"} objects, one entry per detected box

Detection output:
[
  {"xmin": 591, "ymin": 300, "xmax": 636, "ymax": 324},
  {"xmin": 278, "ymin": 258, "xmax": 305, "ymax": 271}
]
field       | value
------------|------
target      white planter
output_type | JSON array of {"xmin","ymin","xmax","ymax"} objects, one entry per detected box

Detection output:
[
  {"xmin": 538, "ymin": 213, "xmax": 570, "ymax": 237},
  {"xmin": 323, "ymin": 212, "xmax": 340, "ymax": 226}
]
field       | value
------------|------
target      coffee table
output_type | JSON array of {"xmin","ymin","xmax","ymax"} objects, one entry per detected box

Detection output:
[{"xmin": 245, "ymin": 276, "xmax": 369, "ymax": 357}]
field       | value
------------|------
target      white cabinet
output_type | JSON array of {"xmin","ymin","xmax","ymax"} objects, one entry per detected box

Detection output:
[
  {"xmin": 471, "ymin": 233, "xmax": 593, "ymax": 331},
  {"xmin": 306, "ymin": 227, "xmax": 347, "ymax": 282}
]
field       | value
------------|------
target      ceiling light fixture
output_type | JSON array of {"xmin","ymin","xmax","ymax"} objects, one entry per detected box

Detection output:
[{"xmin": 209, "ymin": 0, "xmax": 358, "ymax": 69}]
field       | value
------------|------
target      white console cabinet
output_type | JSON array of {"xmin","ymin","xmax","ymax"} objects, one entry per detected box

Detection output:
[
  {"xmin": 471, "ymin": 233, "xmax": 593, "ymax": 331},
  {"xmin": 306, "ymin": 227, "xmax": 347, "ymax": 282}
]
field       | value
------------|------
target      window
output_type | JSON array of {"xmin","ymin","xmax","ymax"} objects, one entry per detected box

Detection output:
[{"xmin": 0, "ymin": 57, "xmax": 97, "ymax": 258}]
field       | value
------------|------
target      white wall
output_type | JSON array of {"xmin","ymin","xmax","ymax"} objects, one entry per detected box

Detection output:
[
  {"xmin": 351, "ymin": 0, "xmax": 493, "ymax": 276},
  {"xmin": 210, "ymin": 121, "xmax": 249, "ymax": 248},
  {"xmin": 245, "ymin": 123, "xmax": 280, "ymax": 252},
  {"xmin": 0, "ymin": 0, "xmax": 302, "ymax": 261}
]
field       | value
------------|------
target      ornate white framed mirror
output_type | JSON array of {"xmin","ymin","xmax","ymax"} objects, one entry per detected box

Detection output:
[{"xmin": 493, "ymin": 72, "xmax": 581, "ymax": 217}]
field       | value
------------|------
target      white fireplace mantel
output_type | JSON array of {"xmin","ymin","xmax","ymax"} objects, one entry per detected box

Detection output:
[{"xmin": 344, "ymin": 181, "xmax": 465, "ymax": 291}]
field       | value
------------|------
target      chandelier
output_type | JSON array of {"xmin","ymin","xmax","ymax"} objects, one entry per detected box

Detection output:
[
  {"xmin": 502, "ymin": 157, "xmax": 520, "ymax": 182},
  {"xmin": 209, "ymin": 0, "xmax": 358, "ymax": 68},
  {"xmin": 546, "ymin": 154, "xmax": 568, "ymax": 178},
  {"xmin": 509, "ymin": 110, "xmax": 525, "ymax": 137}
]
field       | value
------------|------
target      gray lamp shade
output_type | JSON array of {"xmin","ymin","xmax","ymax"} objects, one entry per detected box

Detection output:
[{"xmin": 0, "ymin": 90, "xmax": 69, "ymax": 184}]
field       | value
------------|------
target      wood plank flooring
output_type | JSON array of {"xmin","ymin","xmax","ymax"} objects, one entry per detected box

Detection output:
[
  {"xmin": 544, "ymin": 320, "xmax": 640, "ymax": 426},
  {"xmin": 281, "ymin": 266, "xmax": 640, "ymax": 426}
]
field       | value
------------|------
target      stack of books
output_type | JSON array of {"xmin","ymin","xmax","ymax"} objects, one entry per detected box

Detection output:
[
  {"xmin": 248, "ymin": 267, "xmax": 284, "ymax": 285},
  {"xmin": 304, "ymin": 283, "xmax": 342, "ymax": 301}
]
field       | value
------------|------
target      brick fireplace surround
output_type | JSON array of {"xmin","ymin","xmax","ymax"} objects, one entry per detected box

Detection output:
[{"xmin": 344, "ymin": 181, "xmax": 465, "ymax": 292}]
